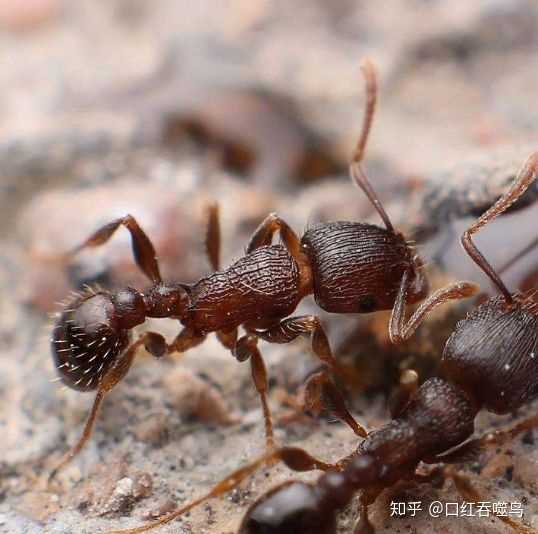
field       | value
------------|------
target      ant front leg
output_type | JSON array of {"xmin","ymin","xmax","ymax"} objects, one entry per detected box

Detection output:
[
  {"xmin": 389, "ymin": 270, "xmax": 479, "ymax": 344},
  {"xmin": 250, "ymin": 315, "xmax": 368, "ymax": 438},
  {"xmin": 48, "ymin": 332, "xmax": 166, "ymax": 482},
  {"xmin": 67, "ymin": 214, "xmax": 162, "ymax": 284}
]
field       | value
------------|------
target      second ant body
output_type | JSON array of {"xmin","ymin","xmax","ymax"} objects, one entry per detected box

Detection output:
[
  {"xmin": 107, "ymin": 151, "xmax": 538, "ymax": 534},
  {"xmin": 49, "ymin": 62, "xmax": 477, "ymax": 478}
]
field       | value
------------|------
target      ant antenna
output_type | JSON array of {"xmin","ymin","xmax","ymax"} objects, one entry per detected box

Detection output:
[
  {"xmin": 350, "ymin": 60, "xmax": 395, "ymax": 234},
  {"xmin": 461, "ymin": 152, "xmax": 538, "ymax": 305}
]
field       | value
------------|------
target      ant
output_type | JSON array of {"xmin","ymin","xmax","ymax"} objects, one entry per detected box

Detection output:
[
  {"xmin": 48, "ymin": 61, "xmax": 478, "ymax": 480},
  {"xmin": 106, "ymin": 150, "xmax": 538, "ymax": 534}
]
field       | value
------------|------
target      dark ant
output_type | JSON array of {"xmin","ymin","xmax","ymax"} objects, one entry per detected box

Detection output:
[
  {"xmin": 48, "ymin": 61, "xmax": 478, "ymax": 480},
  {"xmin": 106, "ymin": 150, "xmax": 538, "ymax": 534}
]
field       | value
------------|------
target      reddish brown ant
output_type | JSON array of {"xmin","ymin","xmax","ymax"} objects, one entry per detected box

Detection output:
[
  {"xmin": 48, "ymin": 61, "xmax": 478, "ymax": 480},
  {"xmin": 106, "ymin": 150, "xmax": 538, "ymax": 534}
]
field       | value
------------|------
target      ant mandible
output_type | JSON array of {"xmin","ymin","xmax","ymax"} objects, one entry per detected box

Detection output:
[
  {"xmin": 48, "ymin": 61, "xmax": 478, "ymax": 480},
  {"xmin": 106, "ymin": 150, "xmax": 538, "ymax": 534}
]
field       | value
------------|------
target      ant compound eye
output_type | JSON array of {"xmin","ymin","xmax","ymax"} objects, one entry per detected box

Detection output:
[
  {"xmin": 357, "ymin": 294, "xmax": 377, "ymax": 313},
  {"xmin": 51, "ymin": 290, "xmax": 130, "ymax": 391}
]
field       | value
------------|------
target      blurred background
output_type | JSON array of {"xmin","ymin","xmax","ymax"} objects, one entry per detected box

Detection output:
[{"xmin": 1, "ymin": 1, "xmax": 538, "ymax": 533}]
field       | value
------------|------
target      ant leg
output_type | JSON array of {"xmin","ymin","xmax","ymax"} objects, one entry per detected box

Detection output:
[
  {"xmin": 419, "ymin": 415, "xmax": 538, "ymax": 533},
  {"xmin": 250, "ymin": 316, "xmax": 368, "ymax": 437},
  {"xmin": 246, "ymin": 213, "xmax": 301, "ymax": 256},
  {"xmin": 444, "ymin": 466, "xmax": 536, "ymax": 534},
  {"xmin": 388, "ymin": 369, "xmax": 419, "ymax": 418},
  {"xmin": 461, "ymin": 151, "xmax": 538, "ymax": 304},
  {"xmin": 234, "ymin": 334, "xmax": 275, "ymax": 450},
  {"xmin": 216, "ymin": 327, "xmax": 238, "ymax": 350},
  {"xmin": 246, "ymin": 213, "xmax": 313, "ymax": 296},
  {"xmin": 105, "ymin": 446, "xmax": 336, "ymax": 534},
  {"xmin": 302, "ymin": 370, "xmax": 367, "ymax": 437},
  {"xmin": 251, "ymin": 315, "xmax": 345, "ymax": 376},
  {"xmin": 205, "ymin": 202, "xmax": 221, "ymax": 271},
  {"xmin": 354, "ymin": 488, "xmax": 380, "ymax": 534},
  {"xmin": 478, "ymin": 412, "xmax": 538, "ymax": 449},
  {"xmin": 389, "ymin": 269, "xmax": 479, "ymax": 344},
  {"xmin": 67, "ymin": 214, "xmax": 162, "ymax": 284},
  {"xmin": 48, "ymin": 332, "xmax": 166, "ymax": 482},
  {"xmin": 168, "ymin": 326, "xmax": 206, "ymax": 352},
  {"xmin": 428, "ymin": 413, "xmax": 538, "ymax": 466}
]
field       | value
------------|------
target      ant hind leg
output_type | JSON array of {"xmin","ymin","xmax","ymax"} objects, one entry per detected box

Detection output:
[
  {"xmin": 67, "ymin": 214, "xmax": 162, "ymax": 284},
  {"xmin": 106, "ymin": 445, "xmax": 337, "ymax": 534}
]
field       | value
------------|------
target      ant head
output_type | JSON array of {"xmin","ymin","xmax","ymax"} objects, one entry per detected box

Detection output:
[
  {"xmin": 239, "ymin": 481, "xmax": 336, "ymax": 534},
  {"xmin": 51, "ymin": 288, "xmax": 137, "ymax": 391}
]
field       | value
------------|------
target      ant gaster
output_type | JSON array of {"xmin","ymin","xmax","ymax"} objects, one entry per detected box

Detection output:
[
  {"xmin": 49, "ymin": 61, "xmax": 478, "ymax": 479},
  {"xmin": 107, "ymin": 151, "xmax": 538, "ymax": 534}
]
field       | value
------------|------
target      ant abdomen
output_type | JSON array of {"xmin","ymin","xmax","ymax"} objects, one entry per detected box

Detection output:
[
  {"xmin": 301, "ymin": 221, "xmax": 427, "ymax": 313},
  {"xmin": 239, "ymin": 481, "xmax": 335, "ymax": 534},
  {"xmin": 442, "ymin": 294, "xmax": 538, "ymax": 413},
  {"xmin": 51, "ymin": 290, "xmax": 131, "ymax": 391}
]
